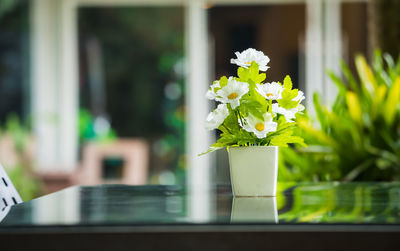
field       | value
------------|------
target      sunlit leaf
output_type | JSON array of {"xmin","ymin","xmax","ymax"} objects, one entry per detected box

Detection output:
[
  {"xmin": 384, "ymin": 77, "xmax": 400, "ymax": 125},
  {"xmin": 355, "ymin": 54, "xmax": 377, "ymax": 94},
  {"xmin": 346, "ymin": 91, "xmax": 363, "ymax": 125}
]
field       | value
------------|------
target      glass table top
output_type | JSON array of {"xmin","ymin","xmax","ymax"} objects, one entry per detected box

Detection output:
[{"xmin": 1, "ymin": 182, "xmax": 400, "ymax": 229}]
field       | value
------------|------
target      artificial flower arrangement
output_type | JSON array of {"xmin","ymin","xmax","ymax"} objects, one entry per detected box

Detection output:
[{"xmin": 202, "ymin": 48, "xmax": 306, "ymax": 154}]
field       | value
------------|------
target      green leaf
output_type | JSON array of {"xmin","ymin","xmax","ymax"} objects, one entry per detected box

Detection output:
[
  {"xmin": 270, "ymin": 130, "xmax": 307, "ymax": 147},
  {"xmin": 217, "ymin": 129, "xmax": 257, "ymax": 146},
  {"xmin": 217, "ymin": 133, "xmax": 237, "ymax": 145},
  {"xmin": 236, "ymin": 130, "xmax": 257, "ymax": 146},
  {"xmin": 199, "ymin": 143, "xmax": 225, "ymax": 156},
  {"xmin": 277, "ymin": 120, "xmax": 296, "ymax": 131},
  {"xmin": 383, "ymin": 77, "xmax": 400, "ymax": 125},
  {"xmin": 327, "ymin": 70, "xmax": 347, "ymax": 95},
  {"xmin": 278, "ymin": 75, "xmax": 299, "ymax": 109},
  {"xmin": 313, "ymin": 93, "xmax": 329, "ymax": 132},
  {"xmin": 256, "ymin": 73, "xmax": 266, "ymax": 83},
  {"xmin": 346, "ymin": 91, "xmax": 363, "ymax": 125},
  {"xmin": 219, "ymin": 76, "xmax": 228, "ymax": 88},
  {"xmin": 237, "ymin": 62, "xmax": 266, "ymax": 84},
  {"xmin": 222, "ymin": 110, "xmax": 240, "ymax": 132},
  {"xmin": 237, "ymin": 67, "xmax": 249, "ymax": 82},
  {"xmin": 283, "ymin": 75, "xmax": 293, "ymax": 90},
  {"xmin": 239, "ymin": 99, "xmax": 266, "ymax": 121},
  {"xmin": 355, "ymin": 54, "xmax": 377, "ymax": 94},
  {"xmin": 340, "ymin": 60, "xmax": 360, "ymax": 94},
  {"xmin": 248, "ymin": 61, "xmax": 259, "ymax": 77},
  {"xmin": 278, "ymin": 89, "xmax": 298, "ymax": 109},
  {"xmin": 373, "ymin": 50, "xmax": 391, "ymax": 87}
]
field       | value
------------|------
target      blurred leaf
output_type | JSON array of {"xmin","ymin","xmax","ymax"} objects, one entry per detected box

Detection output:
[
  {"xmin": 340, "ymin": 60, "xmax": 360, "ymax": 94},
  {"xmin": 373, "ymin": 50, "xmax": 391, "ymax": 86},
  {"xmin": 328, "ymin": 70, "xmax": 347, "ymax": 95},
  {"xmin": 346, "ymin": 91, "xmax": 363, "ymax": 125},
  {"xmin": 383, "ymin": 77, "xmax": 400, "ymax": 125},
  {"xmin": 313, "ymin": 93, "xmax": 328, "ymax": 132},
  {"xmin": 0, "ymin": 0, "xmax": 21, "ymax": 18},
  {"xmin": 356, "ymin": 54, "xmax": 377, "ymax": 95},
  {"xmin": 371, "ymin": 85, "xmax": 387, "ymax": 119}
]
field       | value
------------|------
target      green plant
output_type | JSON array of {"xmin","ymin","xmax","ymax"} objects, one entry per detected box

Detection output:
[
  {"xmin": 280, "ymin": 51, "xmax": 400, "ymax": 182},
  {"xmin": 202, "ymin": 48, "xmax": 306, "ymax": 155},
  {"xmin": 78, "ymin": 109, "xmax": 117, "ymax": 143},
  {"xmin": 2, "ymin": 114, "xmax": 42, "ymax": 200}
]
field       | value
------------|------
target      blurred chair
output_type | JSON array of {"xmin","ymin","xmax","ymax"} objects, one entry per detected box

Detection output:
[
  {"xmin": 36, "ymin": 170, "xmax": 79, "ymax": 194},
  {"xmin": 0, "ymin": 163, "xmax": 22, "ymax": 209},
  {"xmin": 79, "ymin": 139, "xmax": 149, "ymax": 185}
]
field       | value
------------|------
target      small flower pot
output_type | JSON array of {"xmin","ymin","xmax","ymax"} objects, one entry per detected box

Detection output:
[{"xmin": 228, "ymin": 146, "xmax": 278, "ymax": 197}]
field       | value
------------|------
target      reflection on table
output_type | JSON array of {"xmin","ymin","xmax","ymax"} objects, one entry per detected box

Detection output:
[
  {"xmin": 231, "ymin": 197, "xmax": 278, "ymax": 223},
  {"xmin": 1, "ymin": 182, "xmax": 400, "ymax": 227}
]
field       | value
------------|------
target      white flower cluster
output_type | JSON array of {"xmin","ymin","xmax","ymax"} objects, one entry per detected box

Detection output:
[
  {"xmin": 230, "ymin": 48, "xmax": 270, "ymax": 71},
  {"xmin": 205, "ymin": 48, "xmax": 305, "ymax": 139}
]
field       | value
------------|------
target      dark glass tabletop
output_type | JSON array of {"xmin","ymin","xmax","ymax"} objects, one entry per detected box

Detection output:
[{"xmin": 1, "ymin": 182, "xmax": 400, "ymax": 229}]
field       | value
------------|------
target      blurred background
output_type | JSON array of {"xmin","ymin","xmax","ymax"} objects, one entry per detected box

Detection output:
[{"xmin": 0, "ymin": 0, "xmax": 399, "ymax": 201}]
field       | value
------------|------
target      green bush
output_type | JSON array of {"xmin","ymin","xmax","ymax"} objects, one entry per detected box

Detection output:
[
  {"xmin": 280, "ymin": 51, "xmax": 400, "ymax": 182},
  {"xmin": 2, "ymin": 115, "xmax": 42, "ymax": 200}
]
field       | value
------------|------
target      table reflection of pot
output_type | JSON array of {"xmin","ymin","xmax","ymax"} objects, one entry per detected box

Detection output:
[{"xmin": 231, "ymin": 197, "xmax": 278, "ymax": 223}]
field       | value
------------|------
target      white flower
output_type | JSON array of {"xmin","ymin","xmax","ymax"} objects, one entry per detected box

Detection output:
[
  {"xmin": 241, "ymin": 113, "xmax": 277, "ymax": 139},
  {"xmin": 256, "ymin": 82, "xmax": 283, "ymax": 100},
  {"xmin": 205, "ymin": 81, "xmax": 221, "ymax": 100},
  {"xmin": 216, "ymin": 78, "xmax": 249, "ymax": 109},
  {"xmin": 205, "ymin": 104, "xmax": 229, "ymax": 131},
  {"xmin": 230, "ymin": 48, "xmax": 270, "ymax": 71},
  {"xmin": 293, "ymin": 90, "xmax": 305, "ymax": 103},
  {"xmin": 272, "ymin": 103, "xmax": 302, "ymax": 122},
  {"xmin": 297, "ymin": 104, "xmax": 305, "ymax": 112}
]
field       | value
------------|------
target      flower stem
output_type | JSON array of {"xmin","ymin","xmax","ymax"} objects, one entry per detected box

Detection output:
[
  {"xmin": 222, "ymin": 124, "xmax": 232, "ymax": 134},
  {"xmin": 269, "ymin": 99, "xmax": 273, "ymax": 116},
  {"xmin": 237, "ymin": 110, "xmax": 245, "ymax": 126}
]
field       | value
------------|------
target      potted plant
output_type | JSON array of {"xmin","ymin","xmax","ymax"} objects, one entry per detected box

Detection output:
[{"xmin": 201, "ymin": 48, "xmax": 306, "ymax": 197}]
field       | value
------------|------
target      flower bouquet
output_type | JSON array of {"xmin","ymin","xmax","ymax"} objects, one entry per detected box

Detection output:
[{"xmin": 202, "ymin": 48, "xmax": 306, "ymax": 196}]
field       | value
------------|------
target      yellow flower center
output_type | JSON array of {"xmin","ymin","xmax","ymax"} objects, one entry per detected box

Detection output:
[
  {"xmin": 266, "ymin": 93, "xmax": 273, "ymax": 97},
  {"xmin": 255, "ymin": 122, "xmax": 264, "ymax": 132},
  {"xmin": 228, "ymin": 92, "xmax": 239, "ymax": 100},
  {"xmin": 245, "ymin": 61, "xmax": 251, "ymax": 65}
]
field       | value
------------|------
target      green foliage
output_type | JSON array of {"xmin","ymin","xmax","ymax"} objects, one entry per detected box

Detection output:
[
  {"xmin": 280, "ymin": 50, "xmax": 400, "ymax": 182},
  {"xmin": 0, "ymin": 0, "xmax": 22, "ymax": 18},
  {"xmin": 218, "ymin": 76, "xmax": 228, "ymax": 89},
  {"xmin": 237, "ymin": 62, "xmax": 266, "ymax": 84},
  {"xmin": 239, "ymin": 98, "xmax": 267, "ymax": 121},
  {"xmin": 78, "ymin": 109, "xmax": 117, "ymax": 143},
  {"xmin": 1, "ymin": 114, "xmax": 42, "ymax": 201},
  {"xmin": 270, "ymin": 130, "xmax": 306, "ymax": 148},
  {"xmin": 8, "ymin": 164, "xmax": 40, "ymax": 201},
  {"xmin": 278, "ymin": 76, "xmax": 299, "ymax": 109}
]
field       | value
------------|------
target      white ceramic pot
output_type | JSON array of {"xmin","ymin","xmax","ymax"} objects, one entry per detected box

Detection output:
[{"xmin": 228, "ymin": 146, "xmax": 278, "ymax": 197}]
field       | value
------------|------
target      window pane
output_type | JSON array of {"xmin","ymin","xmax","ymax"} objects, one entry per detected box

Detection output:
[
  {"xmin": 342, "ymin": 1, "xmax": 368, "ymax": 67},
  {"xmin": 78, "ymin": 7, "xmax": 185, "ymax": 185},
  {"xmin": 209, "ymin": 4, "xmax": 306, "ymax": 89},
  {"xmin": 0, "ymin": 0, "xmax": 29, "ymax": 122}
]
